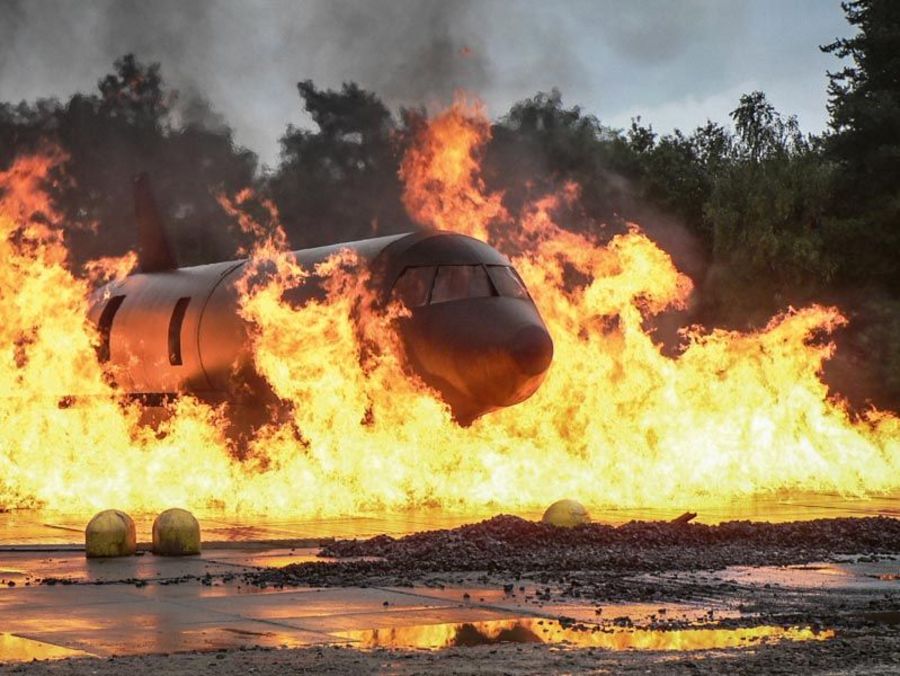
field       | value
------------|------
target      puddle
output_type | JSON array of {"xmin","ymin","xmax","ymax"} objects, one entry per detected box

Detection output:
[
  {"xmin": 712, "ymin": 560, "xmax": 900, "ymax": 590},
  {"xmin": 221, "ymin": 627, "xmax": 278, "ymax": 637},
  {"xmin": 504, "ymin": 600, "xmax": 740, "ymax": 626},
  {"xmin": 0, "ymin": 632, "xmax": 92, "ymax": 661},
  {"xmin": 217, "ymin": 552, "xmax": 384, "ymax": 568},
  {"xmin": 790, "ymin": 565, "xmax": 854, "ymax": 577},
  {"xmin": 334, "ymin": 618, "xmax": 834, "ymax": 651},
  {"xmin": 0, "ymin": 568, "xmax": 26, "ymax": 576}
]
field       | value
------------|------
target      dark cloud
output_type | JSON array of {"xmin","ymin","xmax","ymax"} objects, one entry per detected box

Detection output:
[
  {"xmin": 301, "ymin": 0, "xmax": 492, "ymax": 104},
  {"xmin": 0, "ymin": 0, "xmax": 848, "ymax": 162},
  {"xmin": 588, "ymin": 0, "xmax": 746, "ymax": 66}
]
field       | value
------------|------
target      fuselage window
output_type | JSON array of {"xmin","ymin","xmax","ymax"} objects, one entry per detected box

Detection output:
[
  {"xmin": 97, "ymin": 294, "xmax": 126, "ymax": 363},
  {"xmin": 168, "ymin": 297, "xmax": 191, "ymax": 366},
  {"xmin": 488, "ymin": 266, "xmax": 530, "ymax": 300},
  {"xmin": 393, "ymin": 266, "xmax": 437, "ymax": 308},
  {"xmin": 430, "ymin": 265, "xmax": 493, "ymax": 304}
]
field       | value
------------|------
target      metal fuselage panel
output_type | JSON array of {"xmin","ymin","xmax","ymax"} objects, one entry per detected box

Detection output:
[
  {"xmin": 89, "ymin": 234, "xmax": 408, "ymax": 396},
  {"xmin": 88, "ymin": 261, "xmax": 236, "ymax": 394},
  {"xmin": 88, "ymin": 231, "xmax": 555, "ymax": 422}
]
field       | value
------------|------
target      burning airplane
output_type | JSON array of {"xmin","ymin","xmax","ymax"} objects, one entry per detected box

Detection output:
[
  {"xmin": 0, "ymin": 101, "xmax": 897, "ymax": 518},
  {"xmin": 89, "ymin": 174, "xmax": 553, "ymax": 425}
]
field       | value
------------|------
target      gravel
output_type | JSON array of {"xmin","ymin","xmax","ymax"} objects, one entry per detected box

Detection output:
[{"xmin": 243, "ymin": 515, "xmax": 900, "ymax": 593}]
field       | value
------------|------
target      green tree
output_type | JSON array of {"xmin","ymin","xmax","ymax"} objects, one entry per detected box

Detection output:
[
  {"xmin": 626, "ymin": 123, "xmax": 716, "ymax": 234},
  {"xmin": 488, "ymin": 90, "xmax": 635, "ymax": 234},
  {"xmin": 0, "ymin": 55, "xmax": 259, "ymax": 268},
  {"xmin": 701, "ymin": 93, "xmax": 833, "ymax": 325},
  {"xmin": 269, "ymin": 81, "xmax": 413, "ymax": 247},
  {"xmin": 821, "ymin": 0, "xmax": 900, "ymax": 290}
]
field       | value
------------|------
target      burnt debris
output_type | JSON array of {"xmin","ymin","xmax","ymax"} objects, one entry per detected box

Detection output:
[{"xmin": 242, "ymin": 515, "xmax": 900, "ymax": 592}]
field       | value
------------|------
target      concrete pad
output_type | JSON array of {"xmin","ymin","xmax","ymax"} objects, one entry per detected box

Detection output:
[
  {"xmin": 0, "ymin": 501, "xmax": 896, "ymax": 664},
  {"xmin": 0, "ymin": 632, "xmax": 94, "ymax": 661},
  {"xmin": 0, "ymin": 552, "xmax": 848, "ymax": 665},
  {"xmin": 712, "ymin": 558, "xmax": 900, "ymax": 591},
  {"xmin": 384, "ymin": 585, "xmax": 511, "ymax": 606},
  {"xmin": 15, "ymin": 621, "xmax": 335, "ymax": 657},
  {"xmin": 188, "ymin": 587, "xmax": 455, "ymax": 622},
  {"xmin": 124, "ymin": 580, "xmax": 295, "ymax": 601},
  {"xmin": 279, "ymin": 605, "xmax": 524, "ymax": 633},
  {"xmin": 0, "ymin": 547, "xmax": 553, "ymax": 665},
  {"xmin": 388, "ymin": 584, "xmax": 739, "ymax": 625},
  {"xmin": 0, "ymin": 595, "xmax": 236, "ymax": 634},
  {"xmin": 202, "ymin": 547, "xmax": 340, "ymax": 568},
  {"xmin": 0, "ymin": 554, "xmax": 524, "ymax": 664},
  {"xmin": 0, "ymin": 584, "xmax": 142, "ymax": 611},
  {"xmin": 0, "ymin": 548, "xmax": 274, "ymax": 585},
  {"xmin": 519, "ymin": 601, "xmax": 739, "ymax": 625}
]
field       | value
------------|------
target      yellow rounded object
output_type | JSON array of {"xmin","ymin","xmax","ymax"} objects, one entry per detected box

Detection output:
[
  {"xmin": 541, "ymin": 499, "xmax": 591, "ymax": 528},
  {"xmin": 152, "ymin": 508, "xmax": 201, "ymax": 556},
  {"xmin": 85, "ymin": 509, "xmax": 137, "ymax": 558}
]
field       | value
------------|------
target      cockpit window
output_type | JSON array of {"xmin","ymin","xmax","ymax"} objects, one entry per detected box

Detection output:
[
  {"xmin": 430, "ymin": 265, "xmax": 493, "ymax": 304},
  {"xmin": 393, "ymin": 264, "xmax": 530, "ymax": 308},
  {"xmin": 488, "ymin": 265, "xmax": 529, "ymax": 299},
  {"xmin": 393, "ymin": 266, "xmax": 436, "ymax": 308}
]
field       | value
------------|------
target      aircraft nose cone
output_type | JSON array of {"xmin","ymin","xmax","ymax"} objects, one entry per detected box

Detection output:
[{"xmin": 511, "ymin": 325, "xmax": 553, "ymax": 376}]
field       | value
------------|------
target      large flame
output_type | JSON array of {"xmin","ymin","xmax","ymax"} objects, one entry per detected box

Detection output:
[{"xmin": 0, "ymin": 98, "xmax": 897, "ymax": 517}]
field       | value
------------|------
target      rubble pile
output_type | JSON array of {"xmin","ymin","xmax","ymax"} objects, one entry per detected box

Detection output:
[{"xmin": 246, "ymin": 515, "xmax": 900, "ymax": 591}]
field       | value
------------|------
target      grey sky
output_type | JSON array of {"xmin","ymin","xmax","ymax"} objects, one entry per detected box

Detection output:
[{"xmin": 0, "ymin": 0, "xmax": 850, "ymax": 165}]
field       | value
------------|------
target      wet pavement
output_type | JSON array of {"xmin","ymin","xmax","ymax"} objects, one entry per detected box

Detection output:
[
  {"xmin": 335, "ymin": 618, "xmax": 834, "ymax": 650},
  {"xmin": 0, "ymin": 512, "xmax": 479, "ymax": 549},
  {"xmin": 1, "ymin": 500, "xmax": 899, "ymax": 667},
  {"xmin": 0, "ymin": 551, "xmax": 509, "ymax": 659},
  {"xmin": 0, "ymin": 548, "xmax": 749, "ymax": 661},
  {"xmin": 2, "ymin": 491, "xmax": 899, "ymax": 547},
  {"xmin": 0, "ymin": 541, "xmax": 897, "ymax": 664}
]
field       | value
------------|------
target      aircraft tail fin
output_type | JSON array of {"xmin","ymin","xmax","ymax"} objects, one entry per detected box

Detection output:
[{"xmin": 133, "ymin": 172, "xmax": 177, "ymax": 272}]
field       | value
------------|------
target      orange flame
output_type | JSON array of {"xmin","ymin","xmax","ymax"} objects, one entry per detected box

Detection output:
[
  {"xmin": 0, "ymin": 98, "xmax": 897, "ymax": 518},
  {"xmin": 400, "ymin": 97, "xmax": 507, "ymax": 242},
  {"xmin": 82, "ymin": 251, "xmax": 138, "ymax": 284}
]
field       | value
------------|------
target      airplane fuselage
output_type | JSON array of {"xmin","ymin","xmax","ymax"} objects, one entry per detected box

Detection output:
[{"xmin": 89, "ymin": 231, "xmax": 554, "ymax": 423}]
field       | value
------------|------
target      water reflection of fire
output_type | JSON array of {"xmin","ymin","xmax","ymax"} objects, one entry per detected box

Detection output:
[
  {"xmin": 0, "ymin": 97, "xmax": 897, "ymax": 517},
  {"xmin": 336, "ymin": 618, "xmax": 835, "ymax": 651}
]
